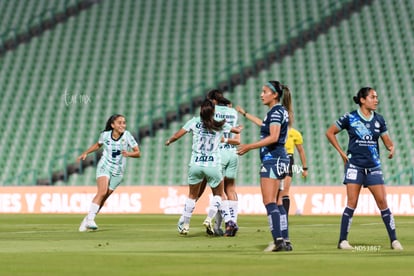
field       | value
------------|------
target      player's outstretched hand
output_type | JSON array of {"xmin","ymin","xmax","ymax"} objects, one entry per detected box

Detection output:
[
  {"xmin": 77, "ymin": 153, "xmax": 87, "ymax": 162},
  {"xmin": 237, "ymin": 144, "xmax": 250, "ymax": 156}
]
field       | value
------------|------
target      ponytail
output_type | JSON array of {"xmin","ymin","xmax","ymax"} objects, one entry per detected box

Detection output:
[
  {"xmin": 281, "ymin": 85, "xmax": 294, "ymax": 126},
  {"xmin": 200, "ymin": 99, "xmax": 225, "ymax": 132}
]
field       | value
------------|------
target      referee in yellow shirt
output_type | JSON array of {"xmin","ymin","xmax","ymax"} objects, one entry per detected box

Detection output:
[{"xmin": 282, "ymin": 127, "xmax": 308, "ymax": 215}]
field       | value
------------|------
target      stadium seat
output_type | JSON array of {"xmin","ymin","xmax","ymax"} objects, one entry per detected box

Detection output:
[{"xmin": 0, "ymin": 0, "xmax": 412, "ymax": 186}]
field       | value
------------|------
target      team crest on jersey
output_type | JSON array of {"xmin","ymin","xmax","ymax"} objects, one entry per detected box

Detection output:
[{"xmin": 374, "ymin": 121, "xmax": 380, "ymax": 128}]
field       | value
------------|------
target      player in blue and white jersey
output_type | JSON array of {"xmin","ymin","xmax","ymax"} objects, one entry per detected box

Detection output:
[
  {"xmin": 165, "ymin": 99, "xmax": 241, "ymax": 236},
  {"xmin": 237, "ymin": 81, "xmax": 293, "ymax": 252},
  {"xmin": 77, "ymin": 114, "xmax": 141, "ymax": 232},
  {"xmin": 206, "ymin": 89, "xmax": 241, "ymax": 236},
  {"xmin": 236, "ymin": 100, "xmax": 306, "ymax": 250},
  {"xmin": 326, "ymin": 87, "xmax": 403, "ymax": 250}
]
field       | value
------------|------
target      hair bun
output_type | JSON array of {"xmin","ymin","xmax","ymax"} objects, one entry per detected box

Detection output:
[{"xmin": 353, "ymin": 96, "xmax": 359, "ymax": 104}]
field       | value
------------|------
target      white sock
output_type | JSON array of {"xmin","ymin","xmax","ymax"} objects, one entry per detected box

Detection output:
[
  {"xmin": 87, "ymin": 203, "xmax": 100, "ymax": 221},
  {"xmin": 219, "ymin": 200, "xmax": 232, "ymax": 223},
  {"xmin": 214, "ymin": 210, "xmax": 223, "ymax": 230},
  {"xmin": 207, "ymin": 195, "xmax": 222, "ymax": 221},
  {"xmin": 229, "ymin": 200, "xmax": 238, "ymax": 222},
  {"xmin": 182, "ymin": 198, "xmax": 196, "ymax": 225}
]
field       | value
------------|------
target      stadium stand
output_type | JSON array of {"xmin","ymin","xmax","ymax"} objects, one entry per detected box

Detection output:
[{"xmin": 0, "ymin": 0, "xmax": 412, "ymax": 186}]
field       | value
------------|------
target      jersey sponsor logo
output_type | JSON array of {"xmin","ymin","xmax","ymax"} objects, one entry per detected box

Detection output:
[
  {"xmin": 219, "ymin": 144, "xmax": 236, "ymax": 149},
  {"xmin": 370, "ymin": 170, "xmax": 383, "ymax": 176},
  {"xmin": 346, "ymin": 168, "xmax": 358, "ymax": 180},
  {"xmin": 215, "ymin": 113, "xmax": 236, "ymax": 120},
  {"xmin": 195, "ymin": 155, "xmax": 214, "ymax": 162}
]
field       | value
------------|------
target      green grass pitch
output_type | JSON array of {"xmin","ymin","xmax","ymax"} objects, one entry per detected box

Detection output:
[{"xmin": 0, "ymin": 214, "xmax": 412, "ymax": 275}]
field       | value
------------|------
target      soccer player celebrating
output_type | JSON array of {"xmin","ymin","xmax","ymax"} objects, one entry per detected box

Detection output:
[
  {"xmin": 77, "ymin": 114, "xmax": 141, "ymax": 231},
  {"xmin": 166, "ymin": 99, "xmax": 240, "ymax": 236},
  {"xmin": 206, "ymin": 89, "xmax": 241, "ymax": 236}
]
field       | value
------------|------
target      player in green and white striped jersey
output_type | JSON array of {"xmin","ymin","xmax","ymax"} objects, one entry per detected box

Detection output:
[
  {"xmin": 166, "ymin": 99, "xmax": 241, "ymax": 236},
  {"xmin": 207, "ymin": 89, "xmax": 240, "ymax": 236},
  {"xmin": 77, "ymin": 114, "xmax": 141, "ymax": 232}
]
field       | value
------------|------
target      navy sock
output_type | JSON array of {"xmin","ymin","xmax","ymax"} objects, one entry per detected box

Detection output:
[
  {"xmin": 339, "ymin": 207, "xmax": 354, "ymax": 242},
  {"xmin": 278, "ymin": 205, "xmax": 289, "ymax": 240},
  {"xmin": 265, "ymin": 203, "xmax": 282, "ymax": 241},
  {"xmin": 282, "ymin": 196, "xmax": 290, "ymax": 216},
  {"xmin": 381, "ymin": 208, "xmax": 397, "ymax": 242}
]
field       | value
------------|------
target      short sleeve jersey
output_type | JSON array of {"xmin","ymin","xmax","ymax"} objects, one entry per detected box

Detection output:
[
  {"xmin": 214, "ymin": 105, "xmax": 238, "ymax": 151},
  {"xmin": 285, "ymin": 127, "xmax": 303, "ymax": 155},
  {"xmin": 335, "ymin": 109, "xmax": 387, "ymax": 168},
  {"xmin": 183, "ymin": 116, "xmax": 232, "ymax": 167},
  {"xmin": 98, "ymin": 130, "xmax": 138, "ymax": 175},
  {"xmin": 260, "ymin": 104, "xmax": 289, "ymax": 161}
]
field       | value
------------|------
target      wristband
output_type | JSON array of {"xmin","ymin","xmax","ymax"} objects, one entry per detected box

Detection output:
[
  {"xmin": 243, "ymin": 112, "xmax": 247, "ymax": 117},
  {"xmin": 303, "ymin": 167, "xmax": 308, "ymax": 171}
]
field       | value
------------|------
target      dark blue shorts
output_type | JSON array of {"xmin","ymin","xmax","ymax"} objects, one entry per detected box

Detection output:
[
  {"xmin": 260, "ymin": 157, "xmax": 290, "ymax": 180},
  {"xmin": 343, "ymin": 162, "xmax": 384, "ymax": 187}
]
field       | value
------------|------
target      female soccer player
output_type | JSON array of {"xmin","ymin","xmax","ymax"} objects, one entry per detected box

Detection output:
[
  {"xmin": 207, "ymin": 89, "xmax": 241, "ymax": 236},
  {"xmin": 235, "ymin": 108, "xmax": 308, "ymax": 216},
  {"xmin": 77, "ymin": 114, "xmax": 141, "ymax": 232},
  {"xmin": 237, "ymin": 81, "xmax": 293, "ymax": 251},
  {"xmin": 326, "ymin": 87, "xmax": 403, "ymax": 250},
  {"xmin": 165, "ymin": 99, "xmax": 240, "ymax": 236},
  {"xmin": 236, "ymin": 104, "xmax": 307, "ymax": 248}
]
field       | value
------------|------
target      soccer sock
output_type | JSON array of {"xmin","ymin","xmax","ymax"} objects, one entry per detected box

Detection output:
[
  {"xmin": 214, "ymin": 210, "xmax": 223, "ymax": 230},
  {"xmin": 87, "ymin": 203, "xmax": 100, "ymax": 221},
  {"xmin": 282, "ymin": 196, "xmax": 290, "ymax": 217},
  {"xmin": 265, "ymin": 203, "xmax": 282, "ymax": 241},
  {"xmin": 380, "ymin": 208, "xmax": 397, "ymax": 242},
  {"xmin": 219, "ymin": 199, "xmax": 232, "ymax": 223},
  {"xmin": 182, "ymin": 198, "xmax": 196, "ymax": 225},
  {"xmin": 207, "ymin": 195, "xmax": 222, "ymax": 221},
  {"xmin": 278, "ymin": 205, "xmax": 289, "ymax": 240},
  {"xmin": 228, "ymin": 200, "xmax": 238, "ymax": 223},
  {"xmin": 339, "ymin": 206, "xmax": 354, "ymax": 241}
]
